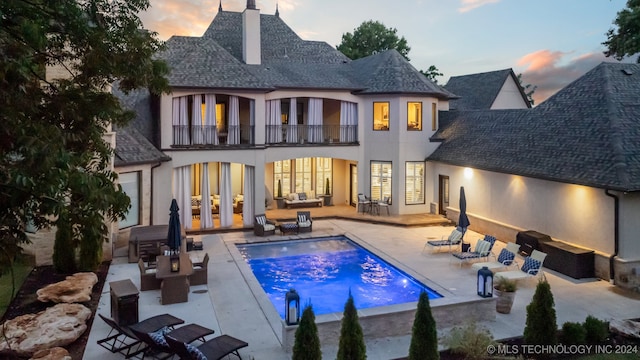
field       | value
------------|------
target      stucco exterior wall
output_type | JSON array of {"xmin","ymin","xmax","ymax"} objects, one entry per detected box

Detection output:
[{"xmin": 491, "ymin": 75, "xmax": 529, "ymax": 109}]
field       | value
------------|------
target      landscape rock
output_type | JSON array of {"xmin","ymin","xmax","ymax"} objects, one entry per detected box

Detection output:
[
  {"xmin": 610, "ymin": 318, "xmax": 640, "ymax": 339},
  {"xmin": 36, "ymin": 272, "xmax": 98, "ymax": 303},
  {"xmin": 30, "ymin": 347, "xmax": 72, "ymax": 360},
  {"xmin": 0, "ymin": 303, "xmax": 91, "ymax": 356}
]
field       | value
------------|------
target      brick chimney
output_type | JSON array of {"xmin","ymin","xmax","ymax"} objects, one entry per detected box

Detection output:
[{"xmin": 242, "ymin": 0, "xmax": 261, "ymax": 64}]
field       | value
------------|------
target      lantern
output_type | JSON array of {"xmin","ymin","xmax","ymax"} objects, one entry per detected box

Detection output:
[
  {"xmin": 170, "ymin": 252, "xmax": 180, "ymax": 272},
  {"xmin": 477, "ymin": 266, "xmax": 493, "ymax": 298},
  {"xmin": 285, "ymin": 288, "xmax": 300, "ymax": 325}
]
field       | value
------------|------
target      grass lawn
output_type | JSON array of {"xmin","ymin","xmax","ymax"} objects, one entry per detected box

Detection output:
[{"xmin": 0, "ymin": 254, "xmax": 35, "ymax": 319}]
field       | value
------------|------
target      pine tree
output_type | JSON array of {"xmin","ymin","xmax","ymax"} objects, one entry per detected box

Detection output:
[
  {"xmin": 524, "ymin": 279, "xmax": 557, "ymax": 345},
  {"xmin": 408, "ymin": 290, "xmax": 439, "ymax": 360},
  {"xmin": 293, "ymin": 304, "xmax": 322, "ymax": 360},
  {"xmin": 337, "ymin": 292, "xmax": 366, "ymax": 360}
]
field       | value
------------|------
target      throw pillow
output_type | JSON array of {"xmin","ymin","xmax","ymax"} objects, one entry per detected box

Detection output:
[
  {"xmin": 298, "ymin": 192, "xmax": 307, "ymax": 200},
  {"xmin": 256, "ymin": 216, "xmax": 266, "ymax": 226},
  {"xmin": 149, "ymin": 327, "xmax": 170, "ymax": 348},
  {"xmin": 185, "ymin": 343, "xmax": 207, "ymax": 360},
  {"xmin": 297, "ymin": 214, "xmax": 307, "ymax": 223},
  {"xmin": 521, "ymin": 257, "xmax": 541, "ymax": 274},
  {"xmin": 497, "ymin": 248, "xmax": 515, "ymax": 264},
  {"xmin": 474, "ymin": 240, "xmax": 491, "ymax": 255}
]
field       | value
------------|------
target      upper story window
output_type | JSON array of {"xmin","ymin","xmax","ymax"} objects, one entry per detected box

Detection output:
[
  {"xmin": 373, "ymin": 102, "xmax": 389, "ymax": 131},
  {"xmin": 431, "ymin": 103, "xmax": 438, "ymax": 131},
  {"xmin": 407, "ymin": 102, "xmax": 422, "ymax": 131}
]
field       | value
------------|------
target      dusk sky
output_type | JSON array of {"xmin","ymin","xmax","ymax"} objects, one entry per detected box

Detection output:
[{"xmin": 139, "ymin": 0, "xmax": 632, "ymax": 104}]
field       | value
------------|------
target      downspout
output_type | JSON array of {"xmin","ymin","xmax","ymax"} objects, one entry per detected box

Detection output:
[
  {"xmin": 150, "ymin": 162, "xmax": 163, "ymax": 225},
  {"xmin": 604, "ymin": 189, "xmax": 619, "ymax": 285}
]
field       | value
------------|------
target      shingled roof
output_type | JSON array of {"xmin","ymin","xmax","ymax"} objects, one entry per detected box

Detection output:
[
  {"xmin": 428, "ymin": 62, "xmax": 640, "ymax": 192},
  {"xmin": 444, "ymin": 69, "xmax": 529, "ymax": 110}
]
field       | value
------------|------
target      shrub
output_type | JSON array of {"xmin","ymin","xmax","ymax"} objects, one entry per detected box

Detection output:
[
  {"xmin": 325, "ymin": 178, "xmax": 330, "ymax": 195},
  {"xmin": 560, "ymin": 321, "xmax": 586, "ymax": 344},
  {"xmin": 337, "ymin": 292, "xmax": 366, "ymax": 360},
  {"xmin": 583, "ymin": 315, "xmax": 609, "ymax": 343},
  {"xmin": 441, "ymin": 321, "xmax": 496, "ymax": 360},
  {"xmin": 524, "ymin": 278, "xmax": 557, "ymax": 346},
  {"xmin": 494, "ymin": 276, "xmax": 517, "ymax": 292},
  {"xmin": 293, "ymin": 304, "xmax": 322, "ymax": 360},
  {"xmin": 408, "ymin": 291, "xmax": 438, "ymax": 360},
  {"xmin": 52, "ymin": 213, "xmax": 77, "ymax": 274},
  {"xmin": 277, "ymin": 179, "xmax": 283, "ymax": 198}
]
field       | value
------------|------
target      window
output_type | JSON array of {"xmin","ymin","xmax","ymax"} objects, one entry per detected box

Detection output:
[
  {"xmin": 431, "ymin": 103, "xmax": 437, "ymax": 131},
  {"xmin": 216, "ymin": 103, "xmax": 226, "ymax": 132},
  {"xmin": 407, "ymin": 102, "xmax": 422, "ymax": 130},
  {"xmin": 315, "ymin": 157, "xmax": 332, "ymax": 196},
  {"xmin": 405, "ymin": 162, "xmax": 425, "ymax": 204},
  {"xmin": 119, "ymin": 172, "xmax": 141, "ymax": 229},
  {"xmin": 274, "ymin": 160, "xmax": 291, "ymax": 197},
  {"xmin": 371, "ymin": 161, "xmax": 392, "ymax": 202},
  {"xmin": 373, "ymin": 102, "xmax": 389, "ymax": 131},
  {"xmin": 295, "ymin": 158, "xmax": 312, "ymax": 193}
]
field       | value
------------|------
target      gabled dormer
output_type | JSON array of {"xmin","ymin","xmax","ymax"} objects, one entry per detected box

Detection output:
[{"xmin": 444, "ymin": 69, "xmax": 531, "ymax": 110}]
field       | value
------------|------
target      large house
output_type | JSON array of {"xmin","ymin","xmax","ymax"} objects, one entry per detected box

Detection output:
[{"xmin": 114, "ymin": 2, "xmax": 640, "ymax": 292}]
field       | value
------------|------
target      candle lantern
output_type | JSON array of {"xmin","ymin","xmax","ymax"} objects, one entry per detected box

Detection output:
[
  {"xmin": 170, "ymin": 252, "xmax": 180, "ymax": 272},
  {"xmin": 285, "ymin": 288, "xmax": 300, "ymax": 325},
  {"xmin": 477, "ymin": 266, "xmax": 493, "ymax": 298}
]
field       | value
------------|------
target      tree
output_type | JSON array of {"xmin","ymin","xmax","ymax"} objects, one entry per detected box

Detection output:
[
  {"xmin": 420, "ymin": 65, "xmax": 444, "ymax": 84},
  {"xmin": 336, "ymin": 292, "xmax": 366, "ymax": 360},
  {"xmin": 408, "ymin": 291, "xmax": 439, "ymax": 360},
  {"xmin": 524, "ymin": 279, "xmax": 557, "ymax": 346},
  {"xmin": 0, "ymin": 0, "xmax": 169, "ymax": 273},
  {"xmin": 603, "ymin": 0, "xmax": 640, "ymax": 63},
  {"xmin": 517, "ymin": 73, "xmax": 537, "ymax": 106},
  {"xmin": 337, "ymin": 20, "xmax": 411, "ymax": 61},
  {"xmin": 292, "ymin": 304, "xmax": 322, "ymax": 360}
]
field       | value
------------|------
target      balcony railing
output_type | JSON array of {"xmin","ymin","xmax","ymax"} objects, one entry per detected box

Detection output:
[
  {"xmin": 172, "ymin": 125, "xmax": 254, "ymax": 147},
  {"xmin": 266, "ymin": 124, "xmax": 358, "ymax": 145}
]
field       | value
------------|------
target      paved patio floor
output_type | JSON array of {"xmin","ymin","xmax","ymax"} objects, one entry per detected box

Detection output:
[{"xmin": 84, "ymin": 219, "xmax": 640, "ymax": 360}]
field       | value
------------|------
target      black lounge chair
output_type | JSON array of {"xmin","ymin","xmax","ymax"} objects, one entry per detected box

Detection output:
[
  {"xmin": 97, "ymin": 313, "xmax": 184, "ymax": 357},
  {"xmin": 129, "ymin": 323, "xmax": 215, "ymax": 360},
  {"xmin": 165, "ymin": 332, "xmax": 248, "ymax": 360}
]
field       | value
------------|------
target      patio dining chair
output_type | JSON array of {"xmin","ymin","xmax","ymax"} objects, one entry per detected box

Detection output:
[{"xmin": 357, "ymin": 193, "xmax": 371, "ymax": 214}]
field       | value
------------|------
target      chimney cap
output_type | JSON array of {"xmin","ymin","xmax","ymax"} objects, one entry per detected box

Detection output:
[{"xmin": 247, "ymin": 0, "xmax": 256, "ymax": 9}]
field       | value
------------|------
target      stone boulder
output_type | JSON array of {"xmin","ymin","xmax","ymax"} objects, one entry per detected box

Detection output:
[
  {"xmin": 36, "ymin": 272, "xmax": 98, "ymax": 303},
  {"xmin": 30, "ymin": 347, "xmax": 72, "ymax": 360},
  {"xmin": 610, "ymin": 318, "xmax": 640, "ymax": 339},
  {"xmin": 0, "ymin": 303, "xmax": 91, "ymax": 356}
]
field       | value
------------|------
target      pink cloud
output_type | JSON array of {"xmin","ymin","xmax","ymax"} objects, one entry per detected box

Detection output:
[{"xmin": 458, "ymin": 0, "xmax": 500, "ymax": 13}]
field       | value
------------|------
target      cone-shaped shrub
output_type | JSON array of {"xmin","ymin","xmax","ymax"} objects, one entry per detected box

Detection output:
[
  {"xmin": 293, "ymin": 304, "xmax": 322, "ymax": 360},
  {"xmin": 409, "ymin": 290, "xmax": 439, "ymax": 360},
  {"xmin": 53, "ymin": 213, "xmax": 77, "ymax": 273},
  {"xmin": 524, "ymin": 278, "xmax": 557, "ymax": 346},
  {"xmin": 337, "ymin": 292, "xmax": 366, "ymax": 360}
]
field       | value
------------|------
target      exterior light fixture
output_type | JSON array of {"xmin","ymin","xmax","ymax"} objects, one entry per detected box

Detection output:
[
  {"xmin": 464, "ymin": 167, "xmax": 473, "ymax": 179},
  {"xmin": 477, "ymin": 266, "xmax": 493, "ymax": 298},
  {"xmin": 285, "ymin": 288, "xmax": 300, "ymax": 325}
]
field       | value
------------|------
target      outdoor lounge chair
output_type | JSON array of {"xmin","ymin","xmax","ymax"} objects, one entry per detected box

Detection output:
[
  {"xmin": 253, "ymin": 214, "xmax": 276, "ymax": 236},
  {"xmin": 451, "ymin": 234, "xmax": 497, "ymax": 265},
  {"xmin": 423, "ymin": 227, "xmax": 464, "ymax": 253},
  {"xmin": 97, "ymin": 313, "xmax": 184, "ymax": 357},
  {"xmin": 165, "ymin": 332, "xmax": 248, "ymax": 360},
  {"xmin": 471, "ymin": 242, "xmax": 521, "ymax": 271},
  {"xmin": 138, "ymin": 258, "xmax": 161, "ymax": 291},
  {"xmin": 296, "ymin": 211, "xmax": 313, "ymax": 233},
  {"xmin": 495, "ymin": 249, "xmax": 547, "ymax": 282},
  {"xmin": 190, "ymin": 253, "xmax": 209, "ymax": 286},
  {"xmin": 129, "ymin": 323, "xmax": 215, "ymax": 360}
]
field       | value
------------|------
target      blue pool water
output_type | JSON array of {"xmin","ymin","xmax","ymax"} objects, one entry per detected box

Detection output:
[{"xmin": 237, "ymin": 236, "xmax": 443, "ymax": 318}]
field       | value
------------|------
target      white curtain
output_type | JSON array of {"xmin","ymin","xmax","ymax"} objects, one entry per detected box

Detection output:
[
  {"xmin": 286, "ymin": 98, "xmax": 298, "ymax": 143},
  {"xmin": 243, "ymin": 165, "xmax": 254, "ymax": 226},
  {"xmin": 192, "ymin": 95, "xmax": 203, "ymax": 145},
  {"xmin": 200, "ymin": 162, "xmax": 213, "ymax": 229},
  {"xmin": 308, "ymin": 98, "xmax": 323, "ymax": 143},
  {"xmin": 228, "ymin": 96, "xmax": 240, "ymax": 145},
  {"xmin": 179, "ymin": 97, "xmax": 190, "ymax": 145},
  {"xmin": 265, "ymin": 99, "xmax": 282, "ymax": 143},
  {"xmin": 340, "ymin": 101, "xmax": 358, "ymax": 142},
  {"xmin": 204, "ymin": 94, "xmax": 219, "ymax": 145},
  {"xmin": 219, "ymin": 162, "xmax": 233, "ymax": 227},
  {"xmin": 172, "ymin": 166, "xmax": 192, "ymax": 229}
]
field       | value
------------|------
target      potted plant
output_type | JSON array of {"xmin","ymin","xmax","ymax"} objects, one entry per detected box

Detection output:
[
  {"xmin": 494, "ymin": 276, "xmax": 517, "ymax": 314},
  {"xmin": 276, "ymin": 179, "xmax": 285, "ymax": 209},
  {"xmin": 323, "ymin": 178, "xmax": 332, "ymax": 206}
]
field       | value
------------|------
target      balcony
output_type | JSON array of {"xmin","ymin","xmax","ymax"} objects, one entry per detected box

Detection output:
[
  {"xmin": 172, "ymin": 125, "xmax": 254, "ymax": 147},
  {"xmin": 265, "ymin": 124, "xmax": 358, "ymax": 145}
]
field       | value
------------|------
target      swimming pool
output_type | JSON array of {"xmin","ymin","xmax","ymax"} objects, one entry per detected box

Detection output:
[{"xmin": 236, "ymin": 236, "xmax": 443, "ymax": 318}]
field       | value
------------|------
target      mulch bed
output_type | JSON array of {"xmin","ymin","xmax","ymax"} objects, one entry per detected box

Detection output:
[{"xmin": 0, "ymin": 262, "xmax": 110, "ymax": 360}]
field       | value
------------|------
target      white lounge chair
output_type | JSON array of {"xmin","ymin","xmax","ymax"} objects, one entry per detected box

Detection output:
[
  {"xmin": 451, "ymin": 234, "xmax": 497, "ymax": 266},
  {"xmin": 471, "ymin": 242, "xmax": 520, "ymax": 271},
  {"xmin": 423, "ymin": 227, "xmax": 464, "ymax": 253},
  {"xmin": 495, "ymin": 249, "xmax": 547, "ymax": 281}
]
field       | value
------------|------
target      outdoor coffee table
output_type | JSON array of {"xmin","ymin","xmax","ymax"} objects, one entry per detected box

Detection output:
[{"xmin": 279, "ymin": 223, "xmax": 299, "ymax": 235}]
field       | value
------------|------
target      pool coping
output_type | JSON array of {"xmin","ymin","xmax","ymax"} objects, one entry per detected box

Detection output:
[{"xmin": 225, "ymin": 232, "xmax": 496, "ymax": 352}]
